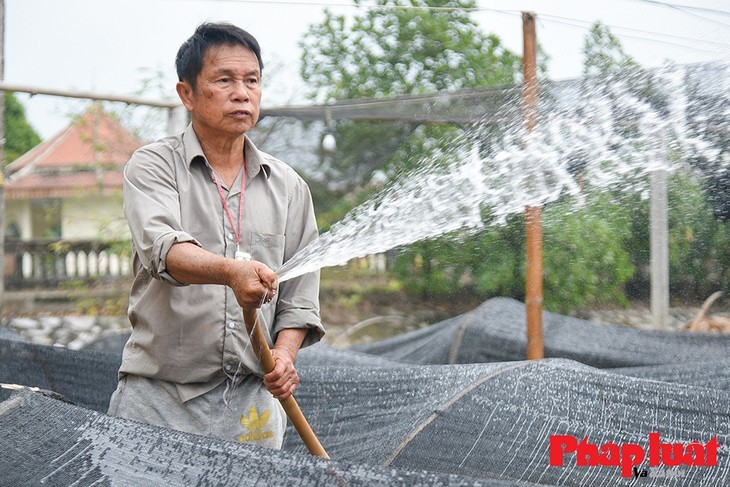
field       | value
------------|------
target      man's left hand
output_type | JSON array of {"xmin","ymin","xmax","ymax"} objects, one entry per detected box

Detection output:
[{"xmin": 264, "ymin": 348, "xmax": 299, "ymax": 400}]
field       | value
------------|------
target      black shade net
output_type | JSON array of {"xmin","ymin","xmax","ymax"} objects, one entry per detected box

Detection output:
[
  {"xmin": 0, "ymin": 326, "xmax": 25, "ymax": 341},
  {"xmin": 282, "ymin": 359, "xmax": 729, "ymax": 486},
  {"xmin": 1, "ymin": 390, "xmax": 518, "ymax": 487},
  {"xmin": 1, "ymin": 297, "xmax": 729, "ymax": 486},
  {"xmin": 0, "ymin": 337, "xmax": 121, "ymax": 411},
  {"xmin": 353, "ymin": 298, "xmax": 730, "ymax": 369}
]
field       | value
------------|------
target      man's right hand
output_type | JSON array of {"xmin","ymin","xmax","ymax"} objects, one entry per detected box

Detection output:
[
  {"xmin": 166, "ymin": 242, "xmax": 278, "ymax": 308},
  {"xmin": 226, "ymin": 259, "xmax": 278, "ymax": 308}
]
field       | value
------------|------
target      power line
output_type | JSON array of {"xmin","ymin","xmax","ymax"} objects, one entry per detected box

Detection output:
[
  {"xmin": 539, "ymin": 13, "xmax": 728, "ymax": 54},
  {"xmin": 629, "ymin": 0, "xmax": 730, "ymax": 18},
  {"xmin": 624, "ymin": 0, "xmax": 730, "ymax": 28},
  {"xmin": 156, "ymin": 0, "xmax": 728, "ymax": 47},
  {"xmin": 158, "ymin": 0, "xmax": 730, "ymax": 18},
  {"xmin": 155, "ymin": 0, "xmax": 512, "ymax": 13}
]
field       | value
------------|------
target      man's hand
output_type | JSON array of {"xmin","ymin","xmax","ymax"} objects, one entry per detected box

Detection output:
[
  {"xmin": 263, "ymin": 328, "xmax": 308, "ymax": 400},
  {"xmin": 227, "ymin": 259, "xmax": 278, "ymax": 308},
  {"xmin": 264, "ymin": 347, "xmax": 299, "ymax": 400},
  {"xmin": 166, "ymin": 242, "xmax": 277, "ymax": 308}
]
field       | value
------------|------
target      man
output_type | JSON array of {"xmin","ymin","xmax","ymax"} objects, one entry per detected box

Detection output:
[{"xmin": 107, "ymin": 22, "xmax": 324, "ymax": 449}]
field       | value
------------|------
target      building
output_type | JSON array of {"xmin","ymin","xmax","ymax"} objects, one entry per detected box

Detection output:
[
  {"xmin": 5, "ymin": 105, "xmax": 142, "ymax": 241},
  {"xmin": 3, "ymin": 106, "xmax": 142, "ymax": 291}
]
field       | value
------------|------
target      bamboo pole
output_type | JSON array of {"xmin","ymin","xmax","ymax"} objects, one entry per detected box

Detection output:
[
  {"xmin": 522, "ymin": 12, "xmax": 544, "ymax": 360},
  {"xmin": 0, "ymin": 81, "xmax": 181, "ymax": 108},
  {"xmin": 242, "ymin": 307, "xmax": 329, "ymax": 458}
]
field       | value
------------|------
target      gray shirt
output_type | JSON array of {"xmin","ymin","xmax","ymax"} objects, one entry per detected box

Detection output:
[{"xmin": 120, "ymin": 124, "xmax": 323, "ymax": 402}]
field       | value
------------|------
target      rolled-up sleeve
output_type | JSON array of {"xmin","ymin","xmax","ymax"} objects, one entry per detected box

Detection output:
[
  {"xmin": 273, "ymin": 174, "xmax": 324, "ymax": 347},
  {"xmin": 123, "ymin": 145, "xmax": 200, "ymax": 286}
]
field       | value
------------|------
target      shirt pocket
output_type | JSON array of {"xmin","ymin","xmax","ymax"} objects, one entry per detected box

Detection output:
[{"xmin": 248, "ymin": 232, "xmax": 285, "ymax": 267}]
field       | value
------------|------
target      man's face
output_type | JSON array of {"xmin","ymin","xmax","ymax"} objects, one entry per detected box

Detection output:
[{"xmin": 178, "ymin": 43, "xmax": 262, "ymax": 138}]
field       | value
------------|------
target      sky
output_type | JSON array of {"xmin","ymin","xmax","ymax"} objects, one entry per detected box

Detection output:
[{"xmin": 5, "ymin": 0, "xmax": 730, "ymax": 140}]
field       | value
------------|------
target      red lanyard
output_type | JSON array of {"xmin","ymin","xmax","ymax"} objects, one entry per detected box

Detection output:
[{"xmin": 211, "ymin": 164, "xmax": 247, "ymax": 258}]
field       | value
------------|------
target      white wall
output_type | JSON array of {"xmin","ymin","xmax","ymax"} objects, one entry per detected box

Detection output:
[{"xmin": 62, "ymin": 194, "xmax": 130, "ymax": 240}]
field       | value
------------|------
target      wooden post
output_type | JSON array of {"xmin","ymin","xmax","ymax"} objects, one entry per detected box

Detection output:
[{"xmin": 523, "ymin": 12, "xmax": 544, "ymax": 360}]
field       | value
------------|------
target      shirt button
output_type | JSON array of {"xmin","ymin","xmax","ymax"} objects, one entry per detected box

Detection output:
[
  {"xmin": 227, "ymin": 232, "xmax": 235, "ymax": 240},
  {"xmin": 228, "ymin": 321, "xmax": 236, "ymax": 329},
  {"xmin": 225, "ymin": 364, "xmax": 232, "ymax": 371}
]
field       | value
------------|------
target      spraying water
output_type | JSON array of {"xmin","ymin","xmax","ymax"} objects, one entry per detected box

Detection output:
[{"xmin": 277, "ymin": 64, "xmax": 727, "ymax": 283}]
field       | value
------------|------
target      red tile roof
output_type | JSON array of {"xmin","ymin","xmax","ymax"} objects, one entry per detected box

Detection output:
[
  {"xmin": 5, "ymin": 171, "xmax": 124, "ymax": 199},
  {"xmin": 6, "ymin": 106, "xmax": 142, "ymax": 200}
]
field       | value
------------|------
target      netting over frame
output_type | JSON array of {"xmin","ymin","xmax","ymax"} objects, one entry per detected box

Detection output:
[
  {"xmin": 1, "ymin": 390, "xmax": 519, "ymax": 487},
  {"xmin": 1, "ymin": 296, "xmax": 729, "ymax": 485},
  {"xmin": 354, "ymin": 297, "xmax": 730, "ymax": 369},
  {"xmin": 260, "ymin": 62, "xmax": 729, "ymax": 127}
]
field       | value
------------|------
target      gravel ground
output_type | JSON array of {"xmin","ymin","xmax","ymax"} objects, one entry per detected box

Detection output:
[{"xmin": 3, "ymin": 314, "xmax": 130, "ymax": 350}]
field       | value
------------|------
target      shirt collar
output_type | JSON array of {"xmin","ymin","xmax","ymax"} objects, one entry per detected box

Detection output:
[
  {"xmin": 183, "ymin": 123, "xmax": 271, "ymax": 180},
  {"xmin": 243, "ymin": 135, "xmax": 272, "ymax": 180}
]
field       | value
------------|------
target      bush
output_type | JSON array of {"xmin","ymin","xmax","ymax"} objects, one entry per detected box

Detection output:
[
  {"xmin": 542, "ymin": 193, "xmax": 634, "ymax": 313},
  {"xmin": 624, "ymin": 169, "xmax": 729, "ymax": 302},
  {"xmin": 393, "ymin": 194, "xmax": 636, "ymax": 314},
  {"xmin": 387, "ymin": 169, "xmax": 728, "ymax": 313}
]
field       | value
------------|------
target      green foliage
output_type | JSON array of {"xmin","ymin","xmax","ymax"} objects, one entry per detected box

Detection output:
[
  {"xmin": 4, "ymin": 92, "xmax": 42, "ymax": 163},
  {"xmin": 393, "ymin": 238, "xmax": 467, "ymax": 296},
  {"xmin": 300, "ymin": 0, "xmax": 522, "ymax": 189},
  {"xmin": 666, "ymin": 170, "xmax": 716, "ymax": 298},
  {"xmin": 393, "ymin": 194, "xmax": 637, "ymax": 314},
  {"xmin": 319, "ymin": 120, "xmax": 416, "ymax": 189},
  {"xmin": 391, "ymin": 212, "xmax": 523, "ymax": 299},
  {"xmin": 308, "ymin": 9, "xmax": 729, "ymax": 313},
  {"xmin": 315, "ymin": 186, "xmax": 379, "ymax": 232},
  {"xmin": 542, "ymin": 194, "xmax": 634, "ymax": 313},
  {"xmin": 393, "ymin": 170, "xmax": 730, "ymax": 313},
  {"xmin": 713, "ymin": 220, "xmax": 730, "ymax": 292},
  {"xmin": 469, "ymin": 214, "xmax": 526, "ymax": 298},
  {"xmin": 471, "ymin": 243, "xmax": 523, "ymax": 297},
  {"xmin": 301, "ymin": 1, "xmax": 521, "ymax": 101},
  {"xmin": 618, "ymin": 168, "xmax": 730, "ymax": 303},
  {"xmin": 582, "ymin": 22, "xmax": 638, "ymax": 77}
]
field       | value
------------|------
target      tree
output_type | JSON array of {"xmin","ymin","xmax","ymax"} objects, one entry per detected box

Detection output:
[
  {"xmin": 685, "ymin": 69, "xmax": 730, "ymax": 222},
  {"xmin": 302, "ymin": 0, "xmax": 521, "ymax": 100},
  {"xmin": 300, "ymin": 0, "xmax": 522, "ymax": 190},
  {"xmin": 302, "ymin": 1, "xmax": 574, "ymax": 307},
  {"xmin": 580, "ymin": 22, "xmax": 730, "ymax": 304},
  {"xmin": 5, "ymin": 92, "xmax": 41, "ymax": 163},
  {"xmin": 582, "ymin": 22, "xmax": 638, "ymax": 78}
]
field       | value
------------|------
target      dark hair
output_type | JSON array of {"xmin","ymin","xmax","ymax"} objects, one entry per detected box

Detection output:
[{"xmin": 175, "ymin": 22, "xmax": 263, "ymax": 90}]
